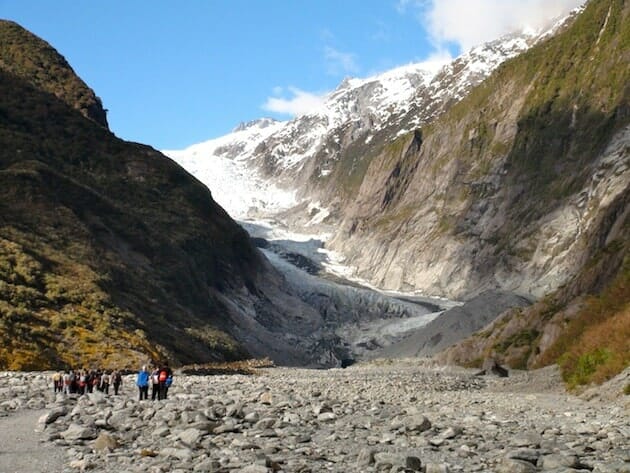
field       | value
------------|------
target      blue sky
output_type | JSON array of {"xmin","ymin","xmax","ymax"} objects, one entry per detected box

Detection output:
[{"xmin": 1, "ymin": 0, "xmax": 581, "ymax": 149}]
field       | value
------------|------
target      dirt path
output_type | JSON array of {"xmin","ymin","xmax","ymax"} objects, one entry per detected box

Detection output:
[{"xmin": 0, "ymin": 410, "xmax": 66, "ymax": 473}]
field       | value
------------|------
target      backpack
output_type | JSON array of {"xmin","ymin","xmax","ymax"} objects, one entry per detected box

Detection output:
[
  {"xmin": 165, "ymin": 375, "xmax": 173, "ymax": 387},
  {"xmin": 158, "ymin": 369, "xmax": 168, "ymax": 383}
]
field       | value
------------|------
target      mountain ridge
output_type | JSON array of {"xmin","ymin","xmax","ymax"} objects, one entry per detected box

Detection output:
[{"xmin": 166, "ymin": 8, "xmax": 582, "ymax": 222}]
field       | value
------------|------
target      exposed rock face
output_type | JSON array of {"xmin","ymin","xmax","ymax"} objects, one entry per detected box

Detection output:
[{"xmin": 329, "ymin": 2, "xmax": 630, "ymax": 297}]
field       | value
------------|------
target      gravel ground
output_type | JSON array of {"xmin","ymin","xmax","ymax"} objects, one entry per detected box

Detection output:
[
  {"xmin": 0, "ymin": 409, "xmax": 65, "ymax": 473},
  {"xmin": 0, "ymin": 362, "xmax": 628, "ymax": 472}
]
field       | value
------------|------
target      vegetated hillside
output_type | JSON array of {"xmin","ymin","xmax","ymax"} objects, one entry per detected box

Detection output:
[
  {"xmin": 331, "ymin": 0, "xmax": 629, "ymax": 384},
  {"xmin": 0, "ymin": 23, "xmax": 321, "ymax": 370},
  {"xmin": 0, "ymin": 20, "xmax": 108, "ymax": 127}
]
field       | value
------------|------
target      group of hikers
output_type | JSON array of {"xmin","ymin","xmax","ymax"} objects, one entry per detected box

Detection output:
[
  {"xmin": 51, "ymin": 363, "xmax": 174, "ymax": 401},
  {"xmin": 135, "ymin": 364, "xmax": 173, "ymax": 401},
  {"xmin": 52, "ymin": 369, "xmax": 123, "ymax": 395}
]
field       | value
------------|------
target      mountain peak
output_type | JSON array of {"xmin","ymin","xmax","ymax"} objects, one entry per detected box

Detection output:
[
  {"xmin": 0, "ymin": 20, "xmax": 108, "ymax": 128},
  {"xmin": 232, "ymin": 117, "xmax": 279, "ymax": 133}
]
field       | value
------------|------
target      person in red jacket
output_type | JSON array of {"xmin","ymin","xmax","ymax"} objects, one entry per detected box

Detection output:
[{"xmin": 157, "ymin": 362, "xmax": 172, "ymax": 400}]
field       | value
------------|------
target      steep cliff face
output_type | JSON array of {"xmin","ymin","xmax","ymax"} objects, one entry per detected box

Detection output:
[
  {"xmin": 0, "ymin": 20, "xmax": 108, "ymax": 127},
  {"xmin": 330, "ymin": 0, "xmax": 629, "ymax": 301}
]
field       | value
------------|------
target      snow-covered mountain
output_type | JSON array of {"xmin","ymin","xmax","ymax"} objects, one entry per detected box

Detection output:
[
  {"xmin": 165, "ymin": 13, "xmax": 578, "ymax": 223},
  {"xmin": 165, "ymin": 118, "xmax": 297, "ymax": 218}
]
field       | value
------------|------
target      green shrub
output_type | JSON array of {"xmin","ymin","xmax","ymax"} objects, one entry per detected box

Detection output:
[{"xmin": 561, "ymin": 348, "xmax": 612, "ymax": 388}]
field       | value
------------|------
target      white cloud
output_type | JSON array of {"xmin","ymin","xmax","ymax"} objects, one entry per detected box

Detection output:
[
  {"xmin": 324, "ymin": 46, "xmax": 359, "ymax": 76},
  {"xmin": 262, "ymin": 87, "xmax": 327, "ymax": 117},
  {"xmin": 416, "ymin": 48, "xmax": 453, "ymax": 74},
  {"xmin": 403, "ymin": 0, "xmax": 583, "ymax": 52}
]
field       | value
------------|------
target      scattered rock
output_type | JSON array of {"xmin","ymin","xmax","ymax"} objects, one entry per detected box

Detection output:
[
  {"xmin": 357, "ymin": 448, "xmax": 376, "ymax": 467},
  {"xmin": 476, "ymin": 358, "xmax": 509, "ymax": 377},
  {"xmin": 38, "ymin": 406, "xmax": 68, "ymax": 425},
  {"xmin": 61, "ymin": 423, "xmax": 98, "ymax": 442},
  {"xmin": 405, "ymin": 415, "xmax": 432, "ymax": 432},
  {"xmin": 497, "ymin": 458, "xmax": 537, "ymax": 472},
  {"xmin": 538, "ymin": 452, "xmax": 581, "ymax": 469},
  {"xmin": 92, "ymin": 432, "xmax": 118, "ymax": 451},
  {"xmin": 0, "ymin": 364, "xmax": 625, "ymax": 473}
]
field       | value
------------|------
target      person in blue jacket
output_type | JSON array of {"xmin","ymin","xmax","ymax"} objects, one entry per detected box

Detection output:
[{"xmin": 136, "ymin": 365, "xmax": 150, "ymax": 401}]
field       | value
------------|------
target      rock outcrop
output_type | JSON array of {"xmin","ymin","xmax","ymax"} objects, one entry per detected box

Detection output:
[{"xmin": 329, "ymin": 0, "xmax": 629, "ymax": 300}]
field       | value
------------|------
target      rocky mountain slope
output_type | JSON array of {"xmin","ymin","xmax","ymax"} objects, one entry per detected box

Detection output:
[
  {"xmin": 331, "ymin": 0, "xmax": 629, "ymax": 299},
  {"xmin": 313, "ymin": 0, "xmax": 629, "ymax": 386},
  {"xmin": 0, "ymin": 20, "xmax": 344, "ymax": 370}
]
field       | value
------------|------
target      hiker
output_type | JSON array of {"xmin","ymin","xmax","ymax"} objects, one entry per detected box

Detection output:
[
  {"xmin": 52, "ymin": 372, "xmax": 62, "ymax": 393},
  {"xmin": 92, "ymin": 370, "xmax": 102, "ymax": 392},
  {"xmin": 136, "ymin": 365, "xmax": 149, "ymax": 400},
  {"xmin": 78, "ymin": 370, "xmax": 88, "ymax": 395},
  {"xmin": 151, "ymin": 367, "xmax": 160, "ymax": 401},
  {"xmin": 62, "ymin": 371, "xmax": 71, "ymax": 394},
  {"xmin": 101, "ymin": 371, "xmax": 110, "ymax": 394},
  {"xmin": 85, "ymin": 370, "xmax": 94, "ymax": 393},
  {"xmin": 112, "ymin": 370, "xmax": 123, "ymax": 395},
  {"xmin": 165, "ymin": 373, "xmax": 173, "ymax": 399},
  {"xmin": 69, "ymin": 370, "xmax": 77, "ymax": 394},
  {"xmin": 158, "ymin": 363, "xmax": 172, "ymax": 400}
]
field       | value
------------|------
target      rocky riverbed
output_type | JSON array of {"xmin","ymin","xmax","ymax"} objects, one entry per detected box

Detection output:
[{"xmin": 0, "ymin": 362, "xmax": 628, "ymax": 473}]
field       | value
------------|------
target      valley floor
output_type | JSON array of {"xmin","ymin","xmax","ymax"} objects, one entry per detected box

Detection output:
[
  {"xmin": 0, "ymin": 408, "xmax": 65, "ymax": 473},
  {"xmin": 0, "ymin": 362, "xmax": 628, "ymax": 472}
]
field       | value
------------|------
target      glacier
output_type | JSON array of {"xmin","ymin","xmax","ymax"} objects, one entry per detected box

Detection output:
[{"xmin": 162, "ymin": 14, "xmax": 579, "ymax": 365}]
